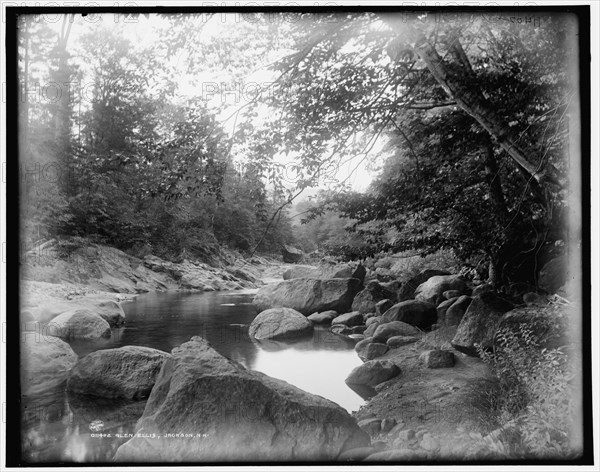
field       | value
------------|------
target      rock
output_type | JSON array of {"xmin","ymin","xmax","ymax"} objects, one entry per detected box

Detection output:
[
  {"xmin": 345, "ymin": 359, "xmax": 400, "ymax": 386},
  {"xmin": 364, "ymin": 319, "xmax": 383, "ymax": 337},
  {"xmin": 351, "ymin": 281, "xmax": 397, "ymax": 314},
  {"xmin": 394, "ymin": 429, "xmax": 416, "ymax": 442},
  {"xmin": 282, "ymin": 264, "xmax": 360, "ymax": 281},
  {"xmin": 363, "ymin": 312, "xmax": 378, "ymax": 321},
  {"xmin": 337, "ymin": 446, "xmax": 380, "ymax": 461},
  {"xmin": 444, "ymin": 295, "xmax": 472, "ymax": 326},
  {"xmin": 363, "ymin": 343, "xmax": 389, "ymax": 360},
  {"xmin": 419, "ymin": 350, "xmax": 455, "ymax": 368},
  {"xmin": 249, "ymin": 308, "xmax": 313, "ymax": 340},
  {"xmin": 350, "ymin": 325, "xmax": 367, "ymax": 335},
  {"xmin": 307, "ymin": 310, "xmax": 337, "ymax": 323},
  {"xmin": 67, "ymin": 346, "xmax": 171, "ymax": 400},
  {"xmin": 381, "ymin": 300, "xmax": 437, "ymax": 330},
  {"xmin": 538, "ymin": 255, "xmax": 568, "ymax": 294},
  {"xmin": 253, "ymin": 278, "xmax": 363, "ymax": 316},
  {"xmin": 414, "ymin": 275, "xmax": 469, "ymax": 306},
  {"xmin": 365, "ymin": 449, "xmax": 428, "ymax": 461},
  {"xmin": 330, "ymin": 324, "xmax": 353, "ymax": 336},
  {"xmin": 451, "ymin": 292, "xmax": 514, "ymax": 356},
  {"xmin": 371, "ymin": 321, "xmax": 420, "ymax": 343},
  {"xmin": 365, "ymin": 316, "xmax": 381, "ymax": 327},
  {"xmin": 522, "ymin": 292, "xmax": 547, "ymax": 306},
  {"xmin": 113, "ymin": 336, "xmax": 369, "ymax": 461},
  {"xmin": 332, "ymin": 311, "xmax": 364, "ymax": 327},
  {"xmin": 21, "ymin": 335, "xmax": 78, "ymax": 396},
  {"xmin": 282, "ymin": 244, "xmax": 303, "ymax": 263},
  {"xmin": 45, "ymin": 308, "xmax": 112, "ymax": 340},
  {"xmin": 436, "ymin": 297, "xmax": 459, "ymax": 324},
  {"xmin": 386, "ymin": 335, "xmax": 419, "ymax": 348},
  {"xmin": 443, "ymin": 290, "xmax": 463, "ymax": 300},
  {"xmin": 354, "ymin": 337, "xmax": 373, "ymax": 358},
  {"xmin": 420, "ymin": 433, "xmax": 440, "ymax": 451},
  {"xmin": 375, "ymin": 299, "xmax": 394, "ymax": 316},
  {"xmin": 397, "ymin": 269, "xmax": 451, "ymax": 301},
  {"xmin": 472, "ymin": 283, "xmax": 494, "ymax": 297},
  {"xmin": 496, "ymin": 304, "xmax": 568, "ymax": 350},
  {"xmin": 85, "ymin": 299, "xmax": 126, "ymax": 327},
  {"xmin": 380, "ymin": 418, "xmax": 397, "ymax": 433},
  {"xmin": 348, "ymin": 334, "xmax": 365, "ymax": 341},
  {"xmin": 358, "ymin": 418, "xmax": 381, "ymax": 435}
]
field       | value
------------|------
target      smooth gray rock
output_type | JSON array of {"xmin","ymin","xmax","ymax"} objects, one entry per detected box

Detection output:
[
  {"xmin": 45, "ymin": 308, "xmax": 112, "ymax": 340},
  {"xmin": 307, "ymin": 310, "xmax": 337, "ymax": 323},
  {"xmin": 397, "ymin": 269, "xmax": 451, "ymax": 301},
  {"xmin": 445, "ymin": 295, "xmax": 472, "ymax": 326},
  {"xmin": 114, "ymin": 336, "xmax": 369, "ymax": 461},
  {"xmin": 382, "ymin": 300, "xmax": 437, "ymax": 330},
  {"xmin": 371, "ymin": 321, "xmax": 420, "ymax": 343},
  {"xmin": 386, "ymin": 335, "xmax": 419, "ymax": 349},
  {"xmin": 249, "ymin": 308, "xmax": 313, "ymax": 340},
  {"xmin": 67, "ymin": 346, "xmax": 171, "ymax": 400},
  {"xmin": 415, "ymin": 275, "xmax": 469, "ymax": 306},
  {"xmin": 351, "ymin": 282, "xmax": 397, "ymax": 314},
  {"xmin": 332, "ymin": 311, "xmax": 364, "ymax": 327},
  {"xmin": 345, "ymin": 359, "xmax": 400, "ymax": 386}
]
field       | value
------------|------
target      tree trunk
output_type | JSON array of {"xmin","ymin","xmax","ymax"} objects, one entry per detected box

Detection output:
[
  {"xmin": 483, "ymin": 137, "xmax": 509, "ymax": 224},
  {"xmin": 414, "ymin": 40, "xmax": 562, "ymax": 190}
]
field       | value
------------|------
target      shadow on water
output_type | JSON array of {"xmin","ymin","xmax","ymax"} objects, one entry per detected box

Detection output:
[{"xmin": 22, "ymin": 290, "xmax": 366, "ymax": 462}]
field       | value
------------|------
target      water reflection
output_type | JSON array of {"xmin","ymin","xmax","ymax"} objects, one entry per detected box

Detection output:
[{"xmin": 22, "ymin": 290, "xmax": 365, "ymax": 463}]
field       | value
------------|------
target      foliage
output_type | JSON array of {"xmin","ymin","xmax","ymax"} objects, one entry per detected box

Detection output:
[{"xmin": 477, "ymin": 311, "xmax": 579, "ymax": 458}]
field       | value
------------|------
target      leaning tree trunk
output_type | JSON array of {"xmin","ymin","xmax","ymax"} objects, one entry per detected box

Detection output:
[{"xmin": 414, "ymin": 40, "xmax": 562, "ymax": 192}]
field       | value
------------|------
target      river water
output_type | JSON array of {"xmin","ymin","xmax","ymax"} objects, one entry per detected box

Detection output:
[{"xmin": 21, "ymin": 289, "xmax": 365, "ymax": 463}]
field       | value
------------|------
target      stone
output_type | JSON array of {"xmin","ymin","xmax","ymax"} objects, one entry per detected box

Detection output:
[
  {"xmin": 380, "ymin": 418, "xmax": 397, "ymax": 433},
  {"xmin": 21, "ymin": 335, "xmax": 77, "ymax": 396},
  {"xmin": 420, "ymin": 433, "xmax": 440, "ymax": 451},
  {"xmin": 386, "ymin": 335, "xmax": 419, "ymax": 348},
  {"xmin": 354, "ymin": 337, "xmax": 373, "ymax": 358},
  {"xmin": 363, "ymin": 312, "xmax": 378, "ymax": 321},
  {"xmin": 337, "ymin": 446, "xmax": 379, "ymax": 461},
  {"xmin": 282, "ymin": 264, "xmax": 363, "ymax": 281},
  {"xmin": 394, "ymin": 429, "xmax": 416, "ymax": 442},
  {"xmin": 350, "ymin": 325, "xmax": 367, "ymax": 335},
  {"xmin": 330, "ymin": 324, "xmax": 353, "ymax": 336},
  {"xmin": 538, "ymin": 255, "xmax": 568, "ymax": 294},
  {"xmin": 363, "ymin": 342, "xmax": 389, "ymax": 360},
  {"xmin": 253, "ymin": 278, "xmax": 363, "ymax": 315},
  {"xmin": 45, "ymin": 308, "xmax": 112, "ymax": 340},
  {"xmin": 381, "ymin": 300, "xmax": 437, "ymax": 330},
  {"xmin": 113, "ymin": 337, "xmax": 369, "ymax": 461},
  {"xmin": 414, "ymin": 275, "xmax": 469, "ymax": 306},
  {"xmin": 351, "ymin": 281, "xmax": 397, "ymax": 314},
  {"xmin": 331, "ymin": 311, "xmax": 364, "ymax": 327},
  {"xmin": 282, "ymin": 244, "xmax": 303, "ymax": 263},
  {"xmin": 307, "ymin": 310, "xmax": 337, "ymax": 323},
  {"xmin": 358, "ymin": 417, "xmax": 381, "ymax": 435},
  {"xmin": 419, "ymin": 350, "xmax": 455, "ymax": 368},
  {"xmin": 345, "ymin": 359, "xmax": 400, "ymax": 386},
  {"xmin": 436, "ymin": 297, "xmax": 459, "ymax": 324},
  {"xmin": 472, "ymin": 283, "xmax": 494, "ymax": 297},
  {"xmin": 445, "ymin": 295, "xmax": 472, "ymax": 326},
  {"xmin": 443, "ymin": 290, "xmax": 463, "ymax": 300},
  {"xmin": 86, "ymin": 299, "xmax": 126, "ymax": 327},
  {"xmin": 364, "ymin": 319, "xmax": 383, "ymax": 338},
  {"xmin": 371, "ymin": 321, "xmax": 421, "ymax": 343},
  {"xmin": 375, "ymin": 299, "xmax": 394, "ymax": 316},
  {"xmin": 249, "ymin": 307, "xmax": 313, "ymax": 340},
  {"xmin": 451, "ymin": 292, "xmax": 514, "ymax": 356},
  {"xmin": 397, "ymin": 269, "xmax": 451, "ymax": 301},
  {"xmin": 365, "ymin": 316, "xmax": 382, "ymax": 327},
  {"xmin": 67, "ymin": 346, "xmax": 171, "ymax": 400}
]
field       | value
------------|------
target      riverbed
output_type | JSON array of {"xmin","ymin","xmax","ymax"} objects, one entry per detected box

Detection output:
[{"xmin": 21, "ymin": 289, "xmax": 365, "ymax": 463}]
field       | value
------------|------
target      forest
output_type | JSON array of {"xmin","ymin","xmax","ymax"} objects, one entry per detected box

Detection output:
[{"xmin": 18, "ymin": 11, "xmax": 579, "ymax": 289}]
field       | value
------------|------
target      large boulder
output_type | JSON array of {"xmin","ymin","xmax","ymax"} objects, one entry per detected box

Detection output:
[
  {"xmin": 84, "ymin": 299, "xmax": 126, "ymax": 327},
  {"xmin": 331, "ymin": 311, "xmax": 364, "ymax": 327},
  {"xmin": 45, "ymin": 308, "xmax": 112, "ymax": 340},
  {"xmin": 113, "ymin": 337, "xmax": 369, "ymax": 461},
  {"xmin": 67, "ymin": 346, "xmax": 171, "ymax": 400},
  {"xmin": 249, "ymin": 308, "xmax": 313, "ymax": 340},
  {"xmin": 397, "ymin": 269, "xmax": 451, "ymax": 302},
  {"xmin": 21, "ymin": 335, "xmax": 78, "ymax": 396},
  {"xmin": 282, "ymin": 245, "xmax": 303, "ymax": 263},
  {"xmin": 345, "ymin": 360, "xmax": 400, "ymax": 386},
  {"xmin": 451, "ymin": 292, "xmax": 514, "ymax": 356},
  {"xmin": 381, "ymin": 300, "xmax": 437, "ymax": 330},
  {"xmin": 371, "ymin": 321, "xmax": 420, "ymax": 343},
  {"xmin": 444, "ymin": 295, "xmax": 472, "ymax": 326},
  {"xmin": 538, "ymin": 255, "xmax": 568, "ymax": 294},
  {"xmin": 253, "ymin": 278, "xmax": 363, "ymax": 316},
  {"xmin": 283, "ymin": 264, "xmax": 366, "ymax": 283},
  {"xmin": 351, "ymin": 281, "xmax": 397, "ymax": 314},
  {"xmin": 414, "ymin": 275, "xmax": 469, "ymax": 306}
]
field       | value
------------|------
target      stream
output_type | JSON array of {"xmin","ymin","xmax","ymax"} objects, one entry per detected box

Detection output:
[{"xmin": 21, "ymin": 289, "xmax": 365, "ymax": 463}]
